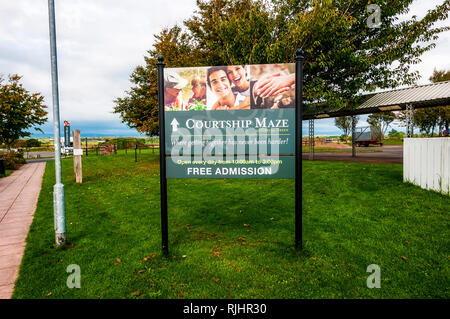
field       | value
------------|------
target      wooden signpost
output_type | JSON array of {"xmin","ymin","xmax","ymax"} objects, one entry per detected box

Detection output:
[{"xmin": 73, "ymin": 129, "xmax": 83, "ymax": 183}]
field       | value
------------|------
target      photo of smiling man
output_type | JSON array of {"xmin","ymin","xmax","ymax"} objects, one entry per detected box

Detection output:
[{"xmin": 206, "ymin": 66, "xmax": 250, "ymax": 110}]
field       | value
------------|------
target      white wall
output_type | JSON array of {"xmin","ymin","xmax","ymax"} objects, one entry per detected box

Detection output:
[{"xmin": 404, "ymin": 138, "xmax": 450, "ymax": 195}]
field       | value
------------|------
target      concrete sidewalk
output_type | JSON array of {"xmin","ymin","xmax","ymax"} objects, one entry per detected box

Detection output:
[{"xmin": 0, "ymin": 162, "xmax": 46, "ymax": 299}]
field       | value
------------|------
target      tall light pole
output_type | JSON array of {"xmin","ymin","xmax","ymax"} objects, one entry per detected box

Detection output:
[{"xmin": 48, "ymin": 0, "xmax": 66, "ymax": 246}]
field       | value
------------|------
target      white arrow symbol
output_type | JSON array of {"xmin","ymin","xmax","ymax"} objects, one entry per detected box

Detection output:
[{"xmin": 171, "ymin": 118, "xmax": 179, "ymax": 132}]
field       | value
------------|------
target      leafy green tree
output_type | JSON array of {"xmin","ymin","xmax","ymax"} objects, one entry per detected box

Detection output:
[
  {"xmin": 424, "ymin": 69, "xmax": 449, "ymax": 135},
  {"xmin": 367, "ymin": 111, "xmax": 396, "ymax": 136},
  {"xmin": 25, "ymin": 138, "xmax": 41, "ymax": 148},
  {"xmin": 414, "ymin": 108, "xmax": 439, "ymax": 136},
  {"xmin": 113, "ymin": 27, "xmax": 198, "ymax": 136},
  {"xmin": 399, "ymin": 69, "xmax": 450, "ymax": 136},
  {"xmin": 114, "ymin": 0, "xmax": 450, "ymax": 135},
  {"xmin": 334, "ymin": 116, "xmax": 358, "ymax": 140},
  {"xmin": 0, "ymin": 75, "xmax": 47, "ymax": 149},
  {"xmin": 429, "ymin": 68, "xmax": 450, "ymax": 82},
  {"xmin": 388, "ymin": 128, "xmax": 405, "ymax": 139}
]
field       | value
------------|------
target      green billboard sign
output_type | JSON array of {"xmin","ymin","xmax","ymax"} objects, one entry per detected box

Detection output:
[
  {"xmin": 156, "ymin": 50, "xmax": 305, "ymax": 254},
  {"xmin": 163, "ymin": 63, "xmax": 296, "ymax": 179},
  {"xmin": 166, "ymin": 155, "xmax": 295, "ymax": 179}
]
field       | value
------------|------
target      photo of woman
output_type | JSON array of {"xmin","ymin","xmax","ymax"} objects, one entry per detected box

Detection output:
[{"xmin": 226, "ymin": 65, "xmax": 250, "ymax": 105}]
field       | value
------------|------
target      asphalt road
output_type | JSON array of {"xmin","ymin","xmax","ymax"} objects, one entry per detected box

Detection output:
[
  {"xmin": 302, "ymin": 145, "xmax": 403, "ymax": 164},
  {"xmin": 21, "ymin": 146, "xmax": 404, "ymax": 164}
]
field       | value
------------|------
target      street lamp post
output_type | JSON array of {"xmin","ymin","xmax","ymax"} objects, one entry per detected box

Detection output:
[{"xmin": 48, "ymin": 0, "xmax": 66, "ymax": 246}]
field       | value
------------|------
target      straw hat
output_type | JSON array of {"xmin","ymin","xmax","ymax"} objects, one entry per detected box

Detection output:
[{"xmin": 164, "ymin": 71, "xmax": 188, "ymax": 89}]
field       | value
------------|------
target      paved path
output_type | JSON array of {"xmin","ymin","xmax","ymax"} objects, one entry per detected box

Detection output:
[
  {"xmin": 26, "ymin": 158, "xmax": 55, "ymax": 164},
  {"xmin": 24, "ymin": 151, "xmax": 54, "ymax": 159},
  {"xmin": 0, "ymin": 162, "xmax": 46, "ymax": 299}
]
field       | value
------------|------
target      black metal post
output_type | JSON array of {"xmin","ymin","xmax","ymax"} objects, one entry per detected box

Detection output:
[
  {"xmin": 309, "ymin": 119, "xmax": 314, "ymax": 161},
  {"xmin": 135, "ymin": 144, "xmax": 137, "ymax": 162},
  {"xmin": 352, "ymin": 116, "xmax": 356, "ymax": 157},
  {"xmin": 295, "ymin": 49, "xmax": 304, "ymax": 250},
  {"xmin": 157, "ymin": 56, "xmax": 169, "ymax": 255},
  {"xmin": 406, "ymin": 104, "xmax": 414, "ymax": 138},
  {"xmin": 85, "ymin": 137, "xmax": 88, "ymax": 156},
  {"xmin": 0, "ymin": 158, "xmax": 5, "ymax": 177}
]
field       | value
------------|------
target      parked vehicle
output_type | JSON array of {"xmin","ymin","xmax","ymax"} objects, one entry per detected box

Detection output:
[{"xmin": 354, "ymin": 126, "xmax": 383, "ymax": 147}]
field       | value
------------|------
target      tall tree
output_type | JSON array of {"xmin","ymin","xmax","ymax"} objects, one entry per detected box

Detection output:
[
  {"xmin": 0, "ymin": 75, "xmax": 47, "ymax": 149},
  {"xmin": 429, "ymin": 68, "xmax": 450, "ymax": 82},
  {"xmin": 114, "ymin": 0, "xmax": 450, "ymax": 135},
  {"xmin": 367, "ymin": 111, "xmax": 396, "ymax": 136},
  {"xmin": 400, "ymin": 69, "xmax": 450, "ymax": 136},
  {"xmin": 334, "ymin": 116, "xmax": 357, "ymax": 139},
  {"xmin": 412, "ymin": 108, "xmax": 439, "ymax": 136},
  {"xmin": 426, "ymin": 69, "xmax": 450, "ymax": 134}
]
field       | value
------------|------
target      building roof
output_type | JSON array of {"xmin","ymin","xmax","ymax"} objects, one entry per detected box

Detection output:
[{"xmin": 304, "ymin": 80, "xmax": 450, "ymax": 120}]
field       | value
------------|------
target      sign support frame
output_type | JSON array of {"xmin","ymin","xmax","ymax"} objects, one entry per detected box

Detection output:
[
  {"xmin": 295, "ymin": 49, "xmax": 304, "ymax": 250},
  {"xmin": 157, "ymin": 54, "xmax": 304, "ymax": 254},
  {"xmin": 157, "ymin": 56, "xmax": 169, "ymax": 255}
]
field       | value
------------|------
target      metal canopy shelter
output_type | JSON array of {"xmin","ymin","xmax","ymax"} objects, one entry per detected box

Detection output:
[
  {"xmin": 302, "ymin": 80, "xmax": 450, "ymax": 159},
  {"xmin": 303, "ymin": 80, "xmax": 450, "ymax": 120}
]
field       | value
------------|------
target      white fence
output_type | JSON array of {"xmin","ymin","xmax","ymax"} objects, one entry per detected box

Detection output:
[{"xmin": 403, "ymin": 138, "xmax": 450, "ymax": 195}]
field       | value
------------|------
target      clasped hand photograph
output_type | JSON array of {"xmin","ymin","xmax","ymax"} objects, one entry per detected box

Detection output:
[{"xmin": 0, "ymin": 0, "xmax": 449, "ymax": 312}]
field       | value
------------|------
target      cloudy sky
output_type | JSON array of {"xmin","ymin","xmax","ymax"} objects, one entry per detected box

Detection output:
[{"xmin": 1, "ymin": 0, "xmax": 449, "ymax": 137}]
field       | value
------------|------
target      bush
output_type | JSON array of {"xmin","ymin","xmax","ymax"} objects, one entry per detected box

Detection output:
[
  {"xmin": 103, "ymin": 138, "xmax": 146, "ymax": 149},
  {"xmin": 25, "ymin": 139, "xmax": 41, "ymax": 148},
  {"xmin": 0, "ymin": 151, "xmax": 26, "ymax": 170},
  {"xmin": 15, "ymin": 139, "xmax": 41, "ymax": 148},
  {"xmin": 387, "ymin": 129, "xmax": 406, "ymax": 139},
  {"xmin": 338, "ymin": 134, "xmax": 348, "ymax": 142}
]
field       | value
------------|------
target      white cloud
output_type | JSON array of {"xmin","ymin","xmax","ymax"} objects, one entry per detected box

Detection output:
[
  {"xmin": 0, "ymin": 0, "xmax": 448, "ymax": 136},
  {"xmin": 0, "ymin": 0, "xmax": 197, "ymax": 127}
]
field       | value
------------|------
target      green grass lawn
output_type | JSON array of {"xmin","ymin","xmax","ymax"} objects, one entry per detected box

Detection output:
[
  {"xmin": 1, "ymin": 169, "xmax": 12, "ymax": 178},
  {"xmin": 382, "ymin": 138, "xmax": 404, "ymax": 145},
  {"xmin": 28, "ymin": 146, "xmax": 54, "ymax": 152},
  {"xmin": 12, "ymin": 152, "xmax": 449, "ymax": 299}
]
